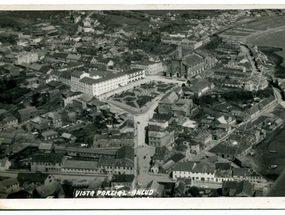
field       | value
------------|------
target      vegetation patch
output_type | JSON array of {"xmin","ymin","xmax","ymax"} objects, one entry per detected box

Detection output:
[{"xmin": 126, "ymin": 101, "xmax": 137, "ymax": 108}]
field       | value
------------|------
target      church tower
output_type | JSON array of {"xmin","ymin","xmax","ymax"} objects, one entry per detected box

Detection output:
[{"xmin": 176, "ymin": 45, "xmax": 183, "ymax": 59}]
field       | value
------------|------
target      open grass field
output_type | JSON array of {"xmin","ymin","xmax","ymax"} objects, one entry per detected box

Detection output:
[
  {"xmin": 247, "ymin": 29, "xmax": 285, "ymax": 49},
  {"xmin": 239, "ymin": 16, "xmax": 285, "ymax": 31}
]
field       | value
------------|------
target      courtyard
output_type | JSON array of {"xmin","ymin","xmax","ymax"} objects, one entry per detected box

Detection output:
[{"xmin": 108, "ymin": 81, "xmax": 177, "ymax": 113}]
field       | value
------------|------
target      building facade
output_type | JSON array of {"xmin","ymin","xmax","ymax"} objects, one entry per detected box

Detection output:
[
  {"xmin": 70, "ymin": 69, "xmax": 145, "ymax": 96},
  {"xmin": 131, "ymin": 61, "xmax": 163, "ymax": 75}
]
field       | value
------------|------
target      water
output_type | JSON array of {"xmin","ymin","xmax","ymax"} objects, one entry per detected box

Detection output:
[{"xmin": 258, "ymin": 46, "xmax": 285, "ymax": 78}]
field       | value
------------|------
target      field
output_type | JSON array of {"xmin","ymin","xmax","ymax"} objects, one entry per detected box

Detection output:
[
  {"xmin": 239, "ymin": 16, "xmax": 285, "ymax": 31},
  {"xmin": 247, "ymin": 29, "xmax": 285, "ymax": 49}
]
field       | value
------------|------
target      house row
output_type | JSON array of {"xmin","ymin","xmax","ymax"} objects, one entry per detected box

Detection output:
[
  {"xmin": 93, "ymin": 132, "xmax": 134, "ymax": 149},
  {"xmin": 30, "ymin": 146, "xmax": 134, "ymax": 176},
  {"xmin": 172, "ymin": 160, "xmax": 268, "ymax": 185}
]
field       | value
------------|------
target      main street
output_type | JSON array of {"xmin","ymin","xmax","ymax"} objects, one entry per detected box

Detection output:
[{"xmin": 133, "ymin": 90, "xmax": 174, "ymax": 187}]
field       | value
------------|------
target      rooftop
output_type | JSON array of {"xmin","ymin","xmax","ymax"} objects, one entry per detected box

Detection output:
[
  {"xmin": 111, "ymin": 174, "xmax": 135, "ymax": 183},
  {"xmin": 31, "ymin": 153, "xmax": 64, "ymax": 163},
  {"xmin": 38, "ymin": 143, "xmax": 53, "ymax": 150},
  {"xmin": 63, "ymin": 159, "xmax": 98, "ymax": 170}
]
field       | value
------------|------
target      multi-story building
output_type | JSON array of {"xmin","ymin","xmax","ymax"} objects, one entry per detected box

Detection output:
[
  {"xmin": 172, "ymin": 161, "xmax": 216, "ymax": 182},
  {"xmin": 17, "ymin": 106, "xmax": 38, "ymax": 123},
  {"xmin": 0, "ymin": 114, "xmax": 18, "ymax": 131},
  {"xmin": 61, "ymin": 160, "xmax": 102, "ymax": 174},
  {"xmin": 131, "ymin": 61, "xmax": 164, "ymax": 75},
  {"xmin": 93, "ymin": 132, "xmax": 134, "ymax": 149},
  {"xmin": 70, "ymin": 69, "xmax": 145, "ymax": 96},
  {"xmin": 66, "ymin": 146, "xmax": 117, "ymax": 159},
  {"xmin": 30, "ymin": 154, "xmax": 64, "ymax": 173},
  {"xmin": 61, "ymin": 91, "xmax": 83, "ymax": 107},
  {"xmin": 41, "ymin": 130, "xmax": 59, "ymax": 141},
  {"xmin": 148, "ymin": 125, "xmax": 175, "ymax": 147},
  {"xmin": 158, "ymin": 91, "xmax": 179, "ymax": 114},
  {"xmin": 98, "ymin": 146, "xmax": 135, "ymax": 174},
  {"xmin": 232, "ymin": 168, "xmax": 268, "ymax": 184},
  {"xmin": 110, "ymin": 174, "xmax": 135, "ymax": 190},
  {"xmin": 15, "ymin": 52, "xmax": 38, "ymax": 64},
  {"xmin": 98, "ymin": 157, "xmax": 135, "ymax": 175},
  {"xmin": 59, "ymin": 71, "xmax": 72, "ymax": 86}
]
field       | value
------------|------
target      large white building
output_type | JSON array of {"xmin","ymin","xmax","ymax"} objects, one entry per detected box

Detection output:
[
  {"xmin": 70, "ymin": 69, "xmax": 145, "ymax": 96},
  {"xmin": 172, "ymin": 161, "xmax": 216, "ymax": 182},
  {"xmin": 15, "ymin": 52, "xmax": 38, "ymax": 64}
]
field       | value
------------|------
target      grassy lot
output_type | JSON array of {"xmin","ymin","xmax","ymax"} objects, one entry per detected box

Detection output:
[
  {"xmin": 136, "ymin": 95, "xmax": 153, "ymax": 108},
  {"xmin": 241, "ymin": 16, "xmax": 285, "ymax": 31},
  {"xmin": 123, "ymin": 96, "xmax": 136, "ymax": 102},
  {"xmin": 247, "ymin": 29, "xmax": 285, "ymax": 49},
  {"xmin": 126, "ymin": 101, "xmax": 137, "ymax": 108}
]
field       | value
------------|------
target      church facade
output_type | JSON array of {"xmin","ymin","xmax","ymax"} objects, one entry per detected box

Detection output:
[{"xmin": 166, "ymin": 46, "xmax": 217, "ymax": 79}]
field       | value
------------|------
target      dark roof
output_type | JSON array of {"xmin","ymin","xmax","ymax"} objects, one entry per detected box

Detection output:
[
  {"xmin": 235, "ymin": 180, "xmax": 252, "ymax": 196},
  {"xmin": 31, "ymin": 153, "xmax": 64, "ymax": 163},
  {"xmin": 215, "ymin": 162, "xmax": 232, "ymax": 171},
  {"xmin": 71, "ymin": 70, "xmax": 84, "ymax": 78},
  {"xmin": 233, "ymin": 168, "xmax": 251, "ymax": 177},
  {"xmin": 18, "ymin": 107, "xmax": 37, "ymax": 116},
  {"xmin": 116, "ymin": 146, "xmax": 134, "ymax": 160},
  {"xmin": 80, "ymin": 76, "xmax": 99, "ymax": 85},
  {"xmin": 63, "ymin": 159, "xmax": 98, "ymax": 170},
  {"xmin": 159, "ymin": 91, "xmax": 178, "ymax": 104},
  {"xmin": 111, "ymin": 174, "xmax": 135, "ymax": 183},
  {"xmin": 209, "ymin": 141, "xmax": 251, "ymax": 156},
  {"xmin": 66, "ymin": 146, "xmax": 117, "ymax": 156},
  {"xmin": 172, "ymin": 161, "xmax": 196, "ymax": 172},
  {"xmin": 53, "ymin": 52, "xmax": 68, "ymax": 59},
  {"xmin": 59, "ymin": 71, "xmax": 71, "ymax": 79},
  {"xmin": 46, "ymin": 80, "xmax": 62, "ymax": 88},
  {"xmin": 183, "ymin": 53, "xmax": 203, "ymax": 67},
  {"xmin": 222, "ymin": 181, "xmax": 238, "ymax": 189},
  {"xmin": 189, "ymin": 79, "xmax": 212, "ymax": 93},
  {"xmin": 152, "ymin": 113, "xmax": 172, "ymax": 122},
  {"xmin": 17, "ymin": 171, "xmax": 50, "ymax": 184},
  {"xmin": 167, "ymin": 153, "xmax": 185, "ymax": 163},
  {"xmin": 0, "ymin": 178, "xmax": 19, "ymax": 187}
]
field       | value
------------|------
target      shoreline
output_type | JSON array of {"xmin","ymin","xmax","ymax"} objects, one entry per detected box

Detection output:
[{"xmin": 258, "ymin": 46, "xmax": 285, "ymax": 78}]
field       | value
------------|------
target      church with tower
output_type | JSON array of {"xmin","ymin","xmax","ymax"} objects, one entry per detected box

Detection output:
[{"xmin": 166, "ymin": 46, "xmax": 217, "ymax": 79}]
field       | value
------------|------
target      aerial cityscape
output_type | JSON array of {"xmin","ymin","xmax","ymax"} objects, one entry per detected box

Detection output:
[{"xmin": 0, "ymin": 9, "xmax": 285, "ymax": 199}]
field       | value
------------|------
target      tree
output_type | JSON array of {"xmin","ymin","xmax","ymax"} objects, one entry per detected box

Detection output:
[{"xmin": 188, "ymin": 186, "xmax": 200, "ymax": 197}]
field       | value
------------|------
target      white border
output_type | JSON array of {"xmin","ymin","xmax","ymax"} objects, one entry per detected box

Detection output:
[
  {"xmin": 0, "ymin": 4, "xmax": 284, "ymax": 10},
  {"xmin": 0, "ymin": 4, "xmax": 285, "ymax": 210},
  {"xmin": 1, "ymin": 197, "xmax": 285, "ymax": 209}
]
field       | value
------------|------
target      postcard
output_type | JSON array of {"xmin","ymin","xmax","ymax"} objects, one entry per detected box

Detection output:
[{"xmin": 0, "ymin": 4, "xmax": 285, "ymax": 209}]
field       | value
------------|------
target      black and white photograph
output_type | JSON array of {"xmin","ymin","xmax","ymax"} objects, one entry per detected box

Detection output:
[{"xmin": 0, "ymin": 4, "xmax": 285, "ymax": 209}]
